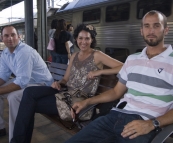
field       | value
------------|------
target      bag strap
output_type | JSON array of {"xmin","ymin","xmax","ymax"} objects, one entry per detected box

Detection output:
[{"xmin": 58, "ymin": 118, "xmax": 77, "ymax": 130}]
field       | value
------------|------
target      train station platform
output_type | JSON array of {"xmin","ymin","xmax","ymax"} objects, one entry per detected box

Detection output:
[{"xmin": 0, "ymin": 99, "xmax": 72, "ymax": 143}]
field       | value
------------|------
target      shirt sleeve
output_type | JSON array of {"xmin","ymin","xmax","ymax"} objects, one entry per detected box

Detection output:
[
  {"xmin": 0, "ymin": 53, "xmax": 12, "ymax": 81},
  {"xmin": 60, "ymin": 31, "xmax": 70, "ymax": 43},
  {"xmin": 117, "ymin": 56, "xmax": 129, "ymax": 85},
  {"xmin": 13, "ymin": 50, "xmax": 33, "ymax": 88}
]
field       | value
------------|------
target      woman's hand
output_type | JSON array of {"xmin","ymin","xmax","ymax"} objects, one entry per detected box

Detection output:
[
  {"xmin": 71, "ymin": 99, "xmax": 89, "ymax": 120},
  {"xmin": 51, "ymin": 81, "xmax": 61, "ymax": 90},
  {"xmin": 87, "ymin": 70, "xmax": 102, "ymax": 79}
]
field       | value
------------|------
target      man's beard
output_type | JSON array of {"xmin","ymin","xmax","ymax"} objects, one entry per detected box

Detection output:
[{"xmin": 143, "ymin": 34, "xmax": 164, "ymax": 46}]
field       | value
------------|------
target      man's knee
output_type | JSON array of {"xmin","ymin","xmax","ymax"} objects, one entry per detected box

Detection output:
[{"xmin": 7, "ymin": 90, "xmax": 23, "ymax": 105}]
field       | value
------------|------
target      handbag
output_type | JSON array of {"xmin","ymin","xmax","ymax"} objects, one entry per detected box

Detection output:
[
  {"xmin": 47, "ymin": 38, "xmax": 55, "ymax": 50},
  {"xmin": 55, "ymin": 89, "xmax": 93, "ymax": 121}
]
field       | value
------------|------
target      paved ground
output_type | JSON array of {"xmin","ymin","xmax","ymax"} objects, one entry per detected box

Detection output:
[{"xmin": 0, "ymin": 99, "xmax": 72, "ymax": 143}]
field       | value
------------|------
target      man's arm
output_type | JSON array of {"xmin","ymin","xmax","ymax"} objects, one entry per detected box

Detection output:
[
  {"xmin": 73, "ymin": 81, "xmax": 127, "ymax": 114},
  {"xmin": 0, "ymin": 78, "xmax": 5, "ymax": 86},
  {"xmin": 157, "ymin": 109, "xmax": 173, "ymax": 127},
  {"xmin": 0, "ymin": 82, "xmax": 21, "ymax": 95},
  {"xmin": 86, "ymin": 82, "xmax": 127, "ymax": 105}
]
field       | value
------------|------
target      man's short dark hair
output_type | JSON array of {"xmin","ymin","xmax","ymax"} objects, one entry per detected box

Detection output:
[
  {"xmin": 1, "ymin": 25, "xmax": 19, "ymax": 36},
  {"xmin": 141, "ymin": 10, "xmax": 167, "ymax": 28}
]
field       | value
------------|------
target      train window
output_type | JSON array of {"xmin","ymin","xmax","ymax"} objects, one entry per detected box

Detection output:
[
  {"xmin": 105, "ymin": 48, "xmax": 130, "ymax": 63},
  {"xmin": 137, "ymin": 0, "xmax": 172, "ymax": 19},
  {"xmin": 83, "ymin": 8, "xmax": 101, "ymax": 24},
  {"xmin": 106, "ymin": 3, "xmax": 130, "ymax": 22}
]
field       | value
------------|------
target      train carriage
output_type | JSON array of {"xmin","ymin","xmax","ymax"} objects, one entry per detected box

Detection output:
[{"xmin": 47, "ymin": 0, "xmax": 173, "ymax": 56}]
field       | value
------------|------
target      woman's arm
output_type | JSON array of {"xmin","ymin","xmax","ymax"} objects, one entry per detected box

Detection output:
[
  {"xmin": 51, "ymin": 53, "xmax": 77, "ymax": 90},
  {"xmin": 65, "ymin": 41, "xmax": 71, "ymax": 59},
  {"xmin": 88, "ymin": 51, "xmax": 123, "ymax": 78},
  {"xmin": 88, "ymin": 66, "xmax": 122, "ymax": 78},
  {"xmin": 59, "ymin": 53, "xmax": 76, "ymax": 83}
]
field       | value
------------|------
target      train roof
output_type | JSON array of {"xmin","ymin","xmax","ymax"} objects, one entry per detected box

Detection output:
[{"xmin": 57, "ymin": 0, "xmax": 135, "ymax": 13}]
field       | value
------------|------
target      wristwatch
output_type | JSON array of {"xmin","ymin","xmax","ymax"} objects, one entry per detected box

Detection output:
[{"xmin": 151, "ymin": 118, "xmax": 161, "ymax": 132}]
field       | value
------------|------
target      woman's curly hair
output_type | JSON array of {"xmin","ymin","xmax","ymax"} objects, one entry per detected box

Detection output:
[{"xmin": 73, "ymin": 24, "xmax": 97, "ymax": 49}]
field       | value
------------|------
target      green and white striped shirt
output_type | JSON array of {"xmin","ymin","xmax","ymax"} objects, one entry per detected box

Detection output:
[{"xmin": 112, "ymin": 44, "xmax": 173, "ymax": 120}]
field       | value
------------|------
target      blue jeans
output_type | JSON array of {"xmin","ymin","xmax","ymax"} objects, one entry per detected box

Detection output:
[
  {"xmin": 10, "ymin": 86, "xmax": 59, "ymax": 143},
  {"xmin": 65, "ymin": 111, "xmax": 157, "ymax": 143},
  {"xmin": 50, "ymin": 51, "xmax": 68, "ymax": 64},
  {"xmin": 50, "ymin": 51, "xmax": 57, "ymax": 62},
  {"xmin": 55, "ymin": 53, "xmax": 68, "ymax": 64}
]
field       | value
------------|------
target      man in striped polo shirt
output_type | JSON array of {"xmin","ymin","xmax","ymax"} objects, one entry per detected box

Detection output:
[{"xmin": 65, "ymin": 10, "xmax": 173, "ymax": 143}]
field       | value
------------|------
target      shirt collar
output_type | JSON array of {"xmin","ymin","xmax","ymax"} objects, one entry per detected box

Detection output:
[
  {"xmin": 4, "ymin": 41, "xmax": 22, "ymax": 55},
  {"xmin": 138, "ymin": 44, "xmax": 173, "ymax": 58}
]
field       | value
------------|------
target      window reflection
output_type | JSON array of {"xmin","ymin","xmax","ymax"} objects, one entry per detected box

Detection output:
[
  {"xmin": 137, "ymin": 0, "xmax": 172, "ymax": 19},
  {"xmin": 106, "ymin": 3, "xmax": 130, "ymax": 22}
]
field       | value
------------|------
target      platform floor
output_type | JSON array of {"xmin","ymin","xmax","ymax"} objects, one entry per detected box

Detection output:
[{"xmin": 0, "ymin": 99, "xmax": 72, "ymax": 143}]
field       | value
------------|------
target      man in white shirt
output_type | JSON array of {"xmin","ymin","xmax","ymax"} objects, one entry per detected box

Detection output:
[{"xmin": 0, "ymin": 25, "xmax": 53, "ymax": 141}]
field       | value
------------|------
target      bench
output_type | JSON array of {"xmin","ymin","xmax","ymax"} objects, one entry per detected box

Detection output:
[{"xmin": 44, "ymin": 62, "xmax": 173, "ymax": 143}]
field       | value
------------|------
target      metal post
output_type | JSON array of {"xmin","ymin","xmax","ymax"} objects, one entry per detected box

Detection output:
[
  {"xmin": 37, "ymin": 0, "xmax": 47, "ymax": 60},
  {"xmin": 47, "ymin": 0, "xmax": 50, "ymax": 8},
  {"xmin": 51, "ymin": 0, "xmax": 54, "ymax": 7},
  {"xmin": 24, "ymin": 0, "xmax": 34, "ymax": 48}
]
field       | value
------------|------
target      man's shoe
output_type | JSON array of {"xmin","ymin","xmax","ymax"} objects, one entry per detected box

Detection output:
[{"xmin": 0, "ymin": 128, "xmax": 6, "ymax": 137}]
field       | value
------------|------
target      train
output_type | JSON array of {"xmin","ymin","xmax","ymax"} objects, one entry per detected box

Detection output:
[
  {"xmin": 0, "ymin": 0, "xmax": 173, "ymax": 61},
  {"xmin": 47, "ymin": 0, "xmax": 173, "ymax": 61}
]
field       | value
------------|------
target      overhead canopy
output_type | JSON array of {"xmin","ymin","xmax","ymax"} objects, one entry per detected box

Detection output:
[
  {"xmin": 0, "ymin": 0, "xmax": 23, "ymax": 11},
  {"xmin": 57, "ymin": 0, "xmax": 130, "ymax": 13}
]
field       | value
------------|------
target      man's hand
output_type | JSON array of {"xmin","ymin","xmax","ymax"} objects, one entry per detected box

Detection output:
[
  {"xmin": 121, "ymin": 120, "xmax": 155, "ymax": 139},
  {"xmin": 71, "ymin": 99, "xmax": 89, "ymax": 119}
]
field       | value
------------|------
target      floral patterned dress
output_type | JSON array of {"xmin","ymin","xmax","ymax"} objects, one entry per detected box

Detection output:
[{"xmin": 66, "ymin": 51, "xmax": 102, "ymax": 96}]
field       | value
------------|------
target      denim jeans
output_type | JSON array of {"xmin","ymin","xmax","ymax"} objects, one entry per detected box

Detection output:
[
  {"xmin": 10, "ymin": 86, "xmax": 59, "ymax": 143},
  {"xmin": 65, "ymin": 110, "xmax": 157, "ymax": 143},
  {"xmin": 50, "ymin": 51, "xmax": 68, "ymax": 64},
  {"xmin": 50, "ymin": 51, "xmax": 57, "ymax": 62},
  {"xmin": 55, "ymin": 53, "xmax": 68, "ymax": 64}
]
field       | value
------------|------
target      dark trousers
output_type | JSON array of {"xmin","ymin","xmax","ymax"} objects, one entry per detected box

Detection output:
[
  {"xmin": 11, "ymin": 86, "xmax": 59, "ymax": 143},
  {"xmin": 65, "ymin": 111, "xmax": 157, "ymax": 143}
]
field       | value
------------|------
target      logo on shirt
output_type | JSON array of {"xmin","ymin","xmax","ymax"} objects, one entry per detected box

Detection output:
[{"xmin": 158, "ymin": 68, "xmax": 164, "ymax": 73}]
